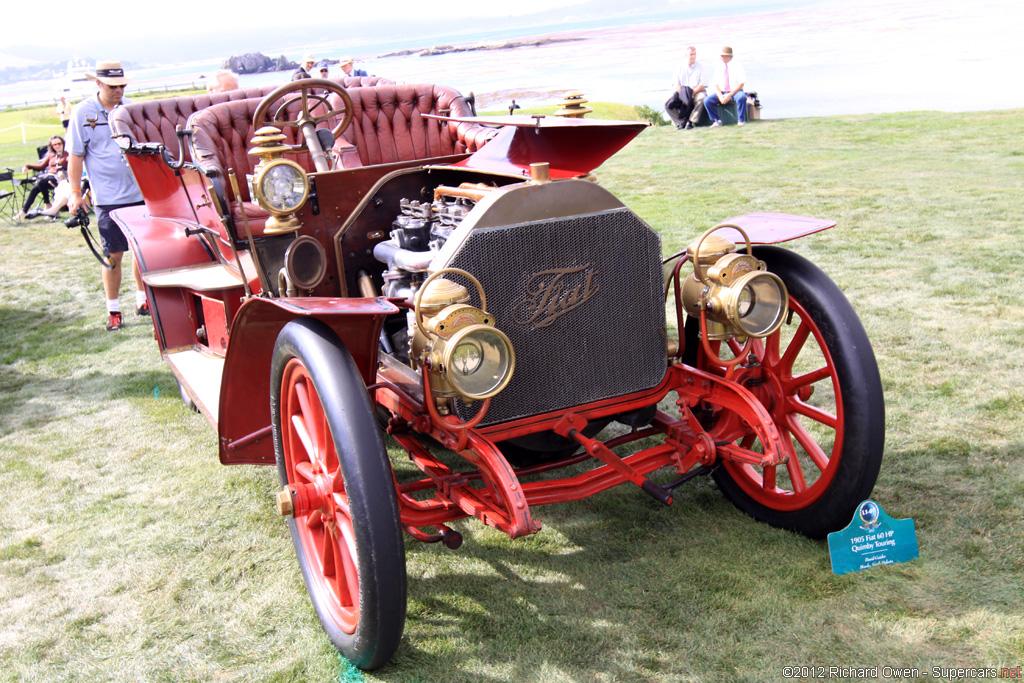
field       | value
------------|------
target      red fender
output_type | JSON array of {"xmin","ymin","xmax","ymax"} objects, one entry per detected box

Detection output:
[{"xmin": 217, "ymin": 296, "xmax": 399, "ymax": 465}]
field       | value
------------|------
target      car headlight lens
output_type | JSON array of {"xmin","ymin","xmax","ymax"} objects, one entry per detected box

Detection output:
[
  {"xmin": 255, "ymin": 159, "xmax": 308, "ymax": 214},
  {"xmin": 439, "ymin": 325, "xmax": 515, "ymax": 401},
  {"xmin": 721, "ymin": 270, "xmax": 787, "ymax": 338}
]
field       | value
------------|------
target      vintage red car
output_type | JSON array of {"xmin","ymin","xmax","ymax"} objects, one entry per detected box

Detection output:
[{"xmin": 109, "ymin": 78, "xmax": 883, "ymax": 669}]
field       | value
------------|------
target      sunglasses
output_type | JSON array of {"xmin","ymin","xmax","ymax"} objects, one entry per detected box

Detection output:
[{"xmin": 102, "ymin": 83, "xmax": 127, "ymax": 90}]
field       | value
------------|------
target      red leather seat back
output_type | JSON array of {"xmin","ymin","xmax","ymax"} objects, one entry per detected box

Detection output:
[
  {"xmin": 330, "ymin": 84, "xmax": 497, "ymax": 166},
  {"xmin": 188, "ymin": 97, "xmax": 330, "ymax": 203},
  {"xmin": 109, "ymin": 76, "xmax": 394, "ymax": 161}
]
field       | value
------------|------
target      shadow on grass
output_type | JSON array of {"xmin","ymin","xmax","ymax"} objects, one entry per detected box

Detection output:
[
  {"xmin": 0, "ymin": 305, "xmax": 175, "ymax": 436},
  {"xmin": 380, "ymin": 482, "xmax": 836, "ymax": 682}
]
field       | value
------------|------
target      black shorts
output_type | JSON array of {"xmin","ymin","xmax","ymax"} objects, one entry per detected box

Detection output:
[{"xmin": 96, "ymin": 202, "xmax": 143, "ymax": 257}]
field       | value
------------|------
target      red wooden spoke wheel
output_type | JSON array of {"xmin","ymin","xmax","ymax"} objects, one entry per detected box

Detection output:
[
  {"xmin": 687, "ymin": 247, "xmax": 884, "ymax": 538},
  {"xmin": 280, "ymin": 358, "xmax": 361, "ymax": 631},
  {"xmin": 271, "ymin": 320, "xmax": 406, "ymax": 670}
]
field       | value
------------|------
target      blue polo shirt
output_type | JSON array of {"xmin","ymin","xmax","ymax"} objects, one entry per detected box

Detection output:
[{"xmin": 66, "ymin": 94, "xmax": 142, "ymax": 206}]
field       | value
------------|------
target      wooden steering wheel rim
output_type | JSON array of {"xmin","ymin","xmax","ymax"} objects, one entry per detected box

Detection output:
[{"xmin": 252, "ymin": 78, "xmax": 354, "ymax": 146}]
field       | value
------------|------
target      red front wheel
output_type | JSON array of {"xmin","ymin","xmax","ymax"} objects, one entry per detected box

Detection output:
[
  {"xmin": 687, "ymin": 247, "xmax": 884, "ymax": 538},
  {"xmin": 271, "ymin": 319, "xmax": 406, "ymax": 670}
]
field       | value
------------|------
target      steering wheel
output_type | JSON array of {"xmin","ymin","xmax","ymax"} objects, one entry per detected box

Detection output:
[{"xmin": 252, "ymin": 78, "xmax": 354, "ymax": 172}]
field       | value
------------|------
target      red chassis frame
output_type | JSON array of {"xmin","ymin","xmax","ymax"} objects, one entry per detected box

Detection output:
[{"xmin": 371, "ymin": 361, "xmax": 786, "ymax": 542}]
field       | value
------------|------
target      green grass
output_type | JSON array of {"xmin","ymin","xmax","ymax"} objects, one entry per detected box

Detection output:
[{"xmin": 2, "ymin": 108, "xmax": 1023, "ymax": 682}]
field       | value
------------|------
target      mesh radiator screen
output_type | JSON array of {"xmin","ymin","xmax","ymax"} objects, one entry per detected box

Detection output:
[{"xmin": 444, "ymin": 208, "xmax": 666, "ymax": 426}]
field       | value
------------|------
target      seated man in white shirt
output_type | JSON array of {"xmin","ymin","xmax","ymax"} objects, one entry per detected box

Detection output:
[
  {"xmin": 665, "ymin": 46, "xmax": 707, "ymax": 130},
  {"xmin": 704, "ymin": 46, "xmax": 748, "ymax": 127}
]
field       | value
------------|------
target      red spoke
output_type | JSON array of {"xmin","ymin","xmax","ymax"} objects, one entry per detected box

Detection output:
[
  {"xmin": 786, "ymin": 413, "xmax": 831, "ymax": 473},
  {"xmin": 334, "ymin": 513, "xmax": 359, "ymax": 608},
  {"xmin": 290, "ymin": 413, "xmax": 315, "ymax": 461},
  {"xmin": 305, "ymin": 512, "xmax": 323, "ymax": 530},
  {"xmin": 726, "ymin": 337, "xmax": 745, "ymax": 358},
  {"xmin": 761, "ymin": 465, "xmax": 777, "ymax": 491},
  {"xmin": 749, "ymin": 337, "xmax": 765, "ymax": 363},
  {"xmin": 788, "ymin": 365, "xmax": 831, "ymax": 391},
  {"xmin": 789, "ymin": 398, "xmax": 838, "ymax": 429},
  {"xmin": 293, "ymin": 380, "xmax": 320, "ymax": 458},
  {"xmin": 295, "ymin": 461, "xmax": 317, "ymax": 483},
  {"xmin": 333, "ymin": 493, "xmax": 351, "ymax": 518},
  {"xmin": 763, "ymin": 328, "xmax": 781, "ymax": 366},
  {"xmin": 779, "ymin": 430, "xmax": 807, "ymax": 493},
  {"xmin": 778, "ymin": 321, "xmax": 811, "ymax": 375},
  {"xmin": 321, "ymin": 524, "xmax": 336, "ymax": 578}
]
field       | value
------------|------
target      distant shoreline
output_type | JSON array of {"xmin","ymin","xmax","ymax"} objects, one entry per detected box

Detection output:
[{"xmin": 381, "ymin": 36, "xmax": 585, "ymax": 58}]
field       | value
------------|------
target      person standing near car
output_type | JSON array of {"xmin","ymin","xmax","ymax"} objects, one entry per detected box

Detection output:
[
  {"xmin": 56, "ymin": 96, "xmax": 72, "ymax": 129},
  {"xmin": 66, "ymin": 60, "xmax": 147, "ymax": 332}
]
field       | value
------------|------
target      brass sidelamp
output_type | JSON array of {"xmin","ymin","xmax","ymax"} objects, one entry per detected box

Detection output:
[
  {"xmin": 412, "ymin": 269, "xmax": 515, "ymax": 407},
  {"xmin": 248, "ymin": 126, "xmax": 309, "ymax": 235},
  {"xmin": 682, "ymin": 224, "xmax": 788, "ymax": 341}
]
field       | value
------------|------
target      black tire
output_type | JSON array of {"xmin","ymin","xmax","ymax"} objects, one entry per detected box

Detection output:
[
  {"xmin": 688, "ymin": 246, "xmax": 884, "ymax": 539},
  {"xmin": 270, "ymin": 319, "xmax": 406, "ymax": 670}
]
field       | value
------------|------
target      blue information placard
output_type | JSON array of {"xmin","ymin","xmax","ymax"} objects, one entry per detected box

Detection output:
[{"xmin": 828, "ymin": 500, "xmax": 919, "ymax": 575}]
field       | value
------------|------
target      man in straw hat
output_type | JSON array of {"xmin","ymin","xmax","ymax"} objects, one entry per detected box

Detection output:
[
  {"xmin": 337, "ymin": 56, "xmax": 368, "ymax": 78},
  {"xmin": 704, "ymin": 46, "xmax": 748, "ymax": 127},
  {"xmin": 66, "ymin": 60, "xmax": 147, "ymax": 331}
]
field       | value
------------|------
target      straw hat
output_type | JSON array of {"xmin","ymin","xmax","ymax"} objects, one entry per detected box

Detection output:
[
  {"xmin": 86, "ymin": 61, "xmax": 131, "ymax": 86},
  {"xmin": 720, "ymin": 46, "xmax": 734, "ymax": 57},
  {"xmin": 339, "ymin": 56, "xmax": 354, "ymax": 66},
  {"xmin": 302, "ymin": 54, "xmax": 316, "ymax": 66}
]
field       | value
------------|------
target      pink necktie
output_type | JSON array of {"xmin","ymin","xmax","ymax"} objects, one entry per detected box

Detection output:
[{"xmin": 724, "ymin": 64, "xmax": 730, "ymax": 91}]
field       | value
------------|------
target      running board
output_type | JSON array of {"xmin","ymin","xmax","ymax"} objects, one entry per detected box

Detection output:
[{"xmin": 165, "ymin": 348, "xmax": 225, "ymax": 426}]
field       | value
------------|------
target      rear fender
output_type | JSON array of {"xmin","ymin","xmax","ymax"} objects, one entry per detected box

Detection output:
[{"xmin": 218, "ymin": 296, "xmax": 400, "ymax": 465}]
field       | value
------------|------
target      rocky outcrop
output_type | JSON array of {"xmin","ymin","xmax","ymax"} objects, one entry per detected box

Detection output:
[{"xmin": 223, "ymin": 53, "xmax": 298, "ymax": 75}]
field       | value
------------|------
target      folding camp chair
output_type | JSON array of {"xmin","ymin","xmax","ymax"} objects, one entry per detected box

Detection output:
[{"xmin": 0, "ymin": 169, "xmax": 20, "ymax": 220}]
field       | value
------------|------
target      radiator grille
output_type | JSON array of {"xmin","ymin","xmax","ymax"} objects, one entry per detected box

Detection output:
[{"xmin": 444, "ymin": 208, "xmax": 666, "ymax": 426}]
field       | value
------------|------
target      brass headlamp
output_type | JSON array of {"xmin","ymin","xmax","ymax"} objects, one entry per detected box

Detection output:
[
  {"xmin": 248, "ymin": 126, "xmax": 309, "ymax": 235},
  {"xmin": 682, "ymin": 225, "xmax": 788, "ymax": 340},
  {"xmin": 413, "ymin": 269, "xmax": 515, "ymax": 406}
]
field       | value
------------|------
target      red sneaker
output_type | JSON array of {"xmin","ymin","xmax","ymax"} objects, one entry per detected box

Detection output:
[
  {"xmin": 136, "ymin": 302, "xmax": 150, "ymax": 317},
  {"xmin": 105, "ymin": 312, "xmax": 123, "ymax": 331}
]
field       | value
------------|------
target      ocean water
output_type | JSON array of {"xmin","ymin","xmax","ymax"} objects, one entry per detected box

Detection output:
[{"xmin": 3, "ymin": 0, "xmax": 1021, "ymax": 118}]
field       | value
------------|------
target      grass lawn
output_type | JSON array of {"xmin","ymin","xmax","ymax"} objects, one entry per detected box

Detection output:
[{"xmin": 1, "ymin": 105, "xmax": 1022, "ymax": 682}]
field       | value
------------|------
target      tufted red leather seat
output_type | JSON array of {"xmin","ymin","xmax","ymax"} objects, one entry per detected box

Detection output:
[
  {"xmin": 186, "ymin": 83, "xmax": 499, "ymax": 235},
  {"xmin": 331, "ymin": 84, "xmax": 497, "ymax": 167},
  {"xmin": 187, "ymin": 96, "xmax": 320, "ymax": 233},
  {"xmin": 109, "ymin": 76, "xmax": 393, "ymax": 158}
]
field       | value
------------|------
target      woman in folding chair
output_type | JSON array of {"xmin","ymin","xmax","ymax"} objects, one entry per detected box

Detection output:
[{"xmin": 17, "ymin": 136, "xmax": 69, "ymax": 221}]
